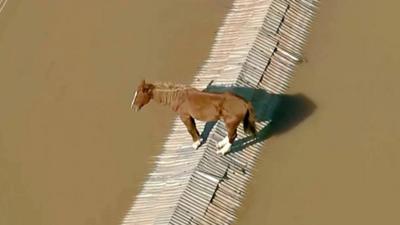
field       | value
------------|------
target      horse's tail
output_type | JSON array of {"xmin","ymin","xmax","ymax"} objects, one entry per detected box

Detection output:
[{"xmin": 243, "ymin": 102, "xmax": 257, "ymax": 136}]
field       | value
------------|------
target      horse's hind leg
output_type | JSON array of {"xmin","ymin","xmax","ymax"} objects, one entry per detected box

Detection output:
[
  {"xmin": 217, "ymin": 118, "xmax": 240, "ymax": 155},
  {"xmin": 217, "ymin": 136, "xmax": 229, "ymax": 149},
  {"xmin": 180, "ymin": 115, "xmax": 202, "ymax": 149}
]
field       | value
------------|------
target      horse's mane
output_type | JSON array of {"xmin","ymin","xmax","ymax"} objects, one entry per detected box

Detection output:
[
  {"xmin": 152, "ymin": 81, "xmax": 191, "ymax": 90},
  {"xmin": 151, "ymin": 81, "xmax": 192, "ymax": 106}
]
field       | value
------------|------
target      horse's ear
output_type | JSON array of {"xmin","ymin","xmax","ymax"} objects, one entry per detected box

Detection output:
[
  {"xmin": 144, "ymin": 83, "xmax": 154, "ymax": 93},
  {"xmin": 140, "ymin": 79, "xmax": 146, "ymax": 86}
]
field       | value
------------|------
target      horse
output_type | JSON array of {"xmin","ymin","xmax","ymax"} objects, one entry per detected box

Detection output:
[{"xmin": 130, "ymin": 80, "xmax": 257, "ymax": 155}]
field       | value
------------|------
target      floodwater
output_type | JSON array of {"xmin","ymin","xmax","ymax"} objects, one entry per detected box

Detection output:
[
  {"xmin": 0, "ymin": 1, "xmax": 230, "ymax": 225},
  {"xmin": 2, "ymin": 1, "xmax": 400, "ymax": 225},
  {"xmin": 236, "ymin": 1, "xmax": 400, "ymax": 225}
]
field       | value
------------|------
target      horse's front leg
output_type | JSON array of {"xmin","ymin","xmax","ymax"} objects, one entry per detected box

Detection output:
[
  {"xmin": 180, "ymin": 115, "xmax": 202, "ymax": 150},
  {"xmin": 217, "ymin": 119, "xmax": 239, "ymax": 155}
]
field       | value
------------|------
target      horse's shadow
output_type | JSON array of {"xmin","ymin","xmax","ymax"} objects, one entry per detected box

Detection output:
[{"xmin": 200, "ymin": 85, "xmax": 316, "ymax": 154}]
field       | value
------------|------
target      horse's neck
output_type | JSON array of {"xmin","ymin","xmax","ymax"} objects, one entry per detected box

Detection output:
[{"xmin": 151, "ymin": 88, "xmax": 183, "ymax": 107}]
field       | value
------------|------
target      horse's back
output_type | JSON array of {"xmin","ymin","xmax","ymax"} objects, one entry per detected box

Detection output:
[
  {"xmin": 220, "ymin": 92, "xmax": 249, "ymax": 116},
  {"xmin": 181, "ymin": 89, "xmax": 249, "ymax": 121},
  {"xmin": 179, "ymin": 89, "xmax": 221, "ymax": 121}
]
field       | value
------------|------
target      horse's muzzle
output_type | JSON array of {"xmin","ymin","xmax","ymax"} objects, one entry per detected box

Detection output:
[
  {"xmin": 131, "ymin": 104, "xmax": 140, "ymax": 112},
  {"xmin": 131, "ymin": 100, "xmax": 139, "ymax": 112},
  {"xmin": 131, "ymin": 91, "xmax": 139, "ymax": 112}
]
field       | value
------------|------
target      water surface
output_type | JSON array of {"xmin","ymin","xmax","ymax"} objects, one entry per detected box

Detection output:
[
  {"xmin": 0, "ymin": 1, "xmax": 230, "ymax": 224},
  {"xmin": 236, "ymin": 1, "xmax": 400, "ymax": 224}
]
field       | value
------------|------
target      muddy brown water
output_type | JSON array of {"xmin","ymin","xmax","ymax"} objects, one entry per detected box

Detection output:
[
  {"xmin": 1, "ymin": 1, "xmax": 400, "ymax": 225},
  {"xmin": 235, "ymin": 1, "xmax": 400, "ymax": 225},
  {"xmin": 0, "ymin": 1, "xmax": 230, "ymax": 225}
]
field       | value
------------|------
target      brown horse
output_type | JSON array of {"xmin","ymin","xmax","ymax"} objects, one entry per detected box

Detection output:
[{"xmin": 131, "ymin": 80, "xmax": 256, "ymax": 155}]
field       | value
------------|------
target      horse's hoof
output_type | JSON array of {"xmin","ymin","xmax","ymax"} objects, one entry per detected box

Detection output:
[
  {"xmin": 219, "ymin": 143, "xmax": 231, "ymax": 155},
  {"xmin": 217, "ymin": 137, "xmax": 229, "ymax": 149},
  {"xmin": 192, "ymin": 142, "xmax": 199, "ymax": 150},
  {"xmin": 192, "ymin": 138, "xmax": 203, "ymax": 150},
  {"xmin": 216, "ymin": 150, "xmax": 228, "ymax": 156}
]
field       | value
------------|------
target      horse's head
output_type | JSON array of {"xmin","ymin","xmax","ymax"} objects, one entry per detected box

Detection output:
[{"xmin": 131, "ymin": 80, "xmax": 154, "ymax": 112}]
